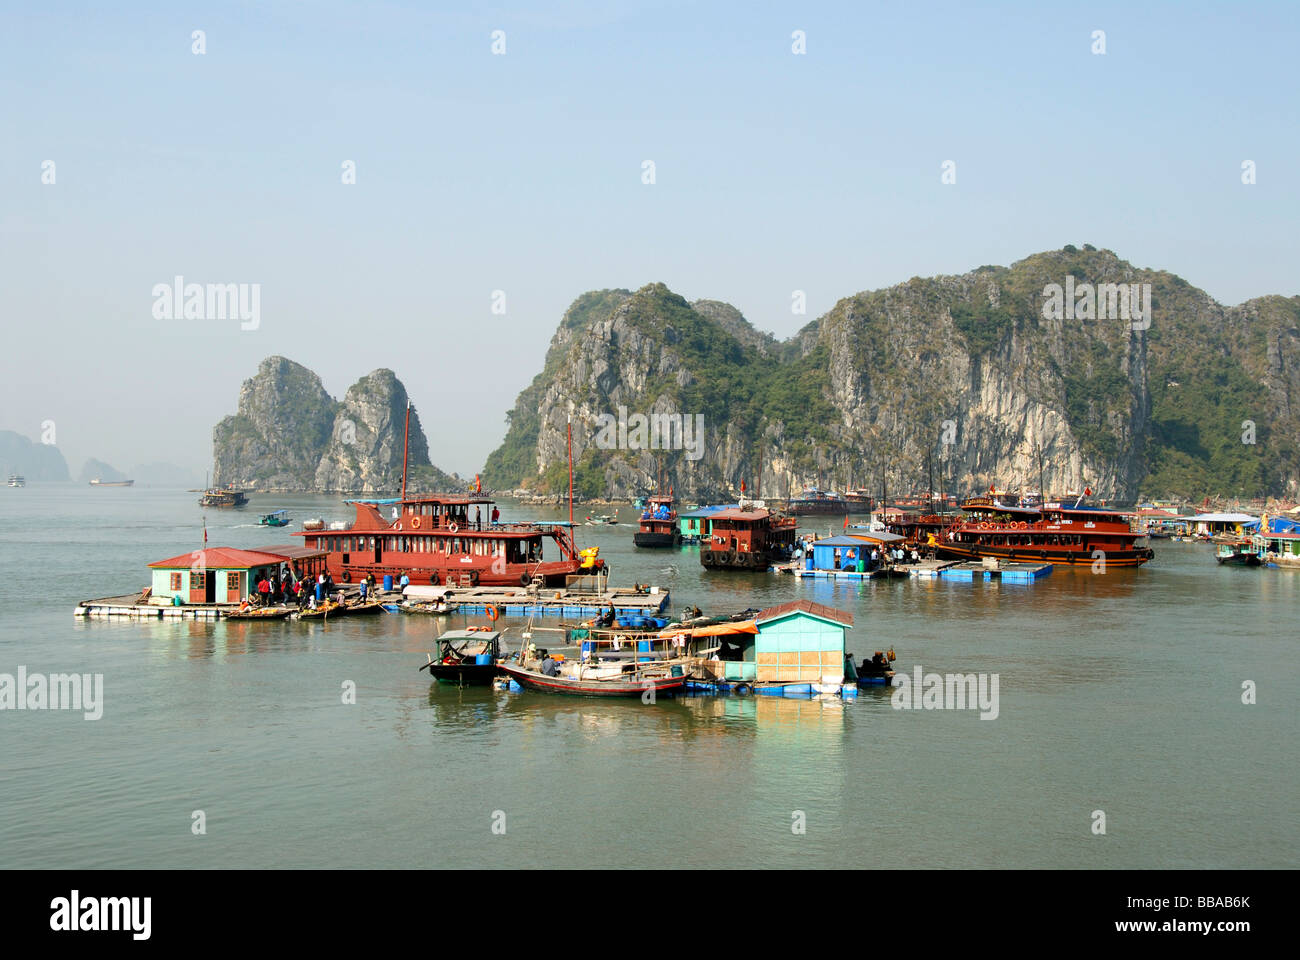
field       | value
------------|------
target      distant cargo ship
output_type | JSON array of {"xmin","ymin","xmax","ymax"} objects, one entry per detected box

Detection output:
[
  {"xmin": 7, "ymin": 475, "xmax": 25, "ymax": 488},
  {"xmin": 89, "ymin": 478, "xmax": 134, "ymax": 487}
]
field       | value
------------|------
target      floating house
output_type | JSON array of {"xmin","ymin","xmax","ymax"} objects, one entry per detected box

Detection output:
[
  {"xmin": 146, "ymin": 545, "xmax": 327, "ymax": 605},
  {"xmin": 804, "ymin": 531, "xmax": 905, "ymax": 572},
  {"xmin": 754, "ymin": 599, "xmax": 852, "ymax": 685},
  {"xmin": 678, "ymin": 504, "xmax": 736, "ymax": 542},
  {"xmin": 1183, "ymin": 513, "xmax": 1258, "ymax": 538}
]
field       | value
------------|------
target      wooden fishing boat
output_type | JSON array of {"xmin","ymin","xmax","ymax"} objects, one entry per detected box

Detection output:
[
  {"xmin": 296, "ymin": 598, "xmax": 385, "ymax": 619},
  {"xmin": 225, "ymin": 605, "xmax": 293, "ymax": 620},
  {"xmin": 401, "ymin": 598, "xmax": 460, "ymax": 616},
  {"xmin": 1216, "ymin": 540, "xmax": 1263, "ymax": 566},
  {"xmin": 499, "ymin": 661, "xmax": 688, "ymax": 697},
  {"xmin": 259, "ymin": 510, "xmax": 291, "ymax": 527},
  {"xmin": 851, "ymin": 648, "xmax": 897, "ymax": 686},
  {"xmin": 633, "ymin": 494, "xmax": 681, "ymax": 547},
  {"xmin": 419, "ymin": 629, "xmax": 503, "ymax": 685},
  {"xmin": 200, "ymin": 485, "xmax": 248, "ymax": 508}
]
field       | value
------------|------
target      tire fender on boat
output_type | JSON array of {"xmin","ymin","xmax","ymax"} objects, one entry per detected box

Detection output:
[{"xmin": 733, "ymin": 683, "xmax": 753, "ymax": 696}]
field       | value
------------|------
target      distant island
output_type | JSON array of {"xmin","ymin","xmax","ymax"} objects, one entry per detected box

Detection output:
[{"xmin": 211, "ymin": 356, "xmax": 462, "ymax": 494}]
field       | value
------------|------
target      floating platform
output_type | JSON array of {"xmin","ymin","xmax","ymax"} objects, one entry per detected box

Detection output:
[
  {"xmin": 436, "ymin": 585, "xmax": 670, "ymax": 619},
  {"xmin": 787, "ymin": 559, "xmax": 1051, "ymax": 582},
  {"xmin": 76, "ymin": 585, "xmax": 671, "ymax": 621},
  {"xmin": 937, "ymin": 561, "xmax": 1052, "ymax": 582},
  {"xmin": 684, "ymin": 678, "xmax": 858, "ymax": 699}
]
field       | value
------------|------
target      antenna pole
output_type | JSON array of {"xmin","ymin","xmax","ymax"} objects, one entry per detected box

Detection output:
[{"xmin": 401, "ymin": 402, "xmax": 411, "ymax": 502}]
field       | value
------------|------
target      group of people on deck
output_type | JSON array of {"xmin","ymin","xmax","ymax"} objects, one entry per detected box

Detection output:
[{"xmin": 863, "ymin": 545, "xmax": 922, "ymax": 570}]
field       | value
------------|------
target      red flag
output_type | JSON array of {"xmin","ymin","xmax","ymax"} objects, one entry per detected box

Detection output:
[
  {"xmin": 989, "ymin": 484, "xmax": 995, "ymax": 494},
  {"xmin": 843, "ymin": 513, "xmax": 849, "ymax": 530},
  {"xmin": 475, "ymin": 474, "xmax": 481, "ymax": 493},
  {"xmin": 1085, "ymin": 486, "xmax": 1093, "ymax": 496},
  {"xmin": 741, "ymin": 479, "xmax": 746, "ymax": 493}
]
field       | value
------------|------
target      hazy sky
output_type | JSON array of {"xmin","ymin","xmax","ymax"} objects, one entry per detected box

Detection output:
[{"xmin": 2, "ymin": 1, "xmax": 1296, "ymax": 478}]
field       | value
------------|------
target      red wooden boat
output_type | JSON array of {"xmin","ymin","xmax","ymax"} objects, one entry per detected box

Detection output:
[
  {"xmin": 499, "ymin": 661, "xmax": 688, "ymax": 698},
  {"xmin": 293, "ymin": 494, "xmax": 603, "ymax": 587},
  {"xmin": 700, "ymin": 506, "xmax": 798, "ymax": 570},
  {"xmin": 934, "ymin": 496, "xmax": 1154, "ymax": 567}
]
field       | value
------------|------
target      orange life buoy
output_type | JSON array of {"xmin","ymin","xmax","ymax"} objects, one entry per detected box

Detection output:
[
  {"xmin": 448, "ymin": 522, "xmax": 459, "ymax": 533},
  {"xmin": 411, "ymin": 515, "xmax": 421, "ymax": 529},
  {"xmin": 485, "ymin": 604, "xmax": 499, "ymax": 621}
]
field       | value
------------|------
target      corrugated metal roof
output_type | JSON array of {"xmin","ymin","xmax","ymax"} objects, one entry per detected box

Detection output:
[
  {"xmin": 756, "ymin": 599, "xmax": 853, "ymax": 628},
  {"xmin": 260, "ymin": 544, "xmax": 329, "ymax": 560}
]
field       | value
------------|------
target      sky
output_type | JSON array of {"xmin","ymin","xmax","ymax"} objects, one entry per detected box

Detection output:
[{"xmin": 1, "ymin": 0, "xmax": 1296, "ymax": 478}]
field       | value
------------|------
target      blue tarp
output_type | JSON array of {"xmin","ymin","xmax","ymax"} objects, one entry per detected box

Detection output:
[{"xmin": 1243, "ymin": 516, "xmax": 1300, "ymax": 534}]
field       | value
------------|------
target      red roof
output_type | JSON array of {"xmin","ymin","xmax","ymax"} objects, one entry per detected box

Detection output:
[
  {"xmin": 148, "ymin": 547, "xmax": 290, "ymax": 569},
  {"xmin": 756, "ymin": 599, "xmax": 854, "ymax": 628}
]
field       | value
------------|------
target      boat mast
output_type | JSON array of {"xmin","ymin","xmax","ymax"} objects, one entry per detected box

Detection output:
[
  {"xmin": 401, "ymin": 401, "xmax": 411, "ymax": 502},
  {"xmin": 757, "ymin": 442, "xmax": 762, "ymax": 500},
  {"xmin": 567, "ymin": 415, "xmax": 573, "ymax": 526}
]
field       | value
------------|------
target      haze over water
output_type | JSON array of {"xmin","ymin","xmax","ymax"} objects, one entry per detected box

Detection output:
[{"xmin": 1, "ymin": 486, "xmax": 1295, "ymax": 868}]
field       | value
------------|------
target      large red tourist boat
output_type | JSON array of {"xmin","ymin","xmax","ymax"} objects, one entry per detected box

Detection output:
[
  {"xmin": 293, "ymin": 494, "xmax": 604, "ymax": 587},
  {"xmin": 292, "ymin": 404, "xmax": 605, "ymax": 587},
  {"xmin": 700, "ymin": 505, "xmax": 798, "ymax": 570},
  {"xmin": 932, "ymin": 495, "xmax": 1154, "ymax": 567}
]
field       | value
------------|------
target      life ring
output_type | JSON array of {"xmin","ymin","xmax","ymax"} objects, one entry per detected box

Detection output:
[
  {"xmin": 395, "ymin": 522, "xmax": 403, "ymax": 532},
  {"xmin": 411, "ymin": 516, "xmax": 421, "ymax": 529},
  {"xmin": 448, "ymin": 522, "xmax": 458, "ymax": 533},
  {"xmin": 486, "ymin": 604, "xmax": 500, "ymax": 621}
]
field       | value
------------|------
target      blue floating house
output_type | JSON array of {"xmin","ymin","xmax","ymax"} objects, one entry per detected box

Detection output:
[{"xmin": 806, "ymin": 532, "xmax": 905, "ymax": 572}]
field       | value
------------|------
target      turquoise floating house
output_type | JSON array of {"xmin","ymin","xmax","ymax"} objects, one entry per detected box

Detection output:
[
  {"xmin": 754, "ymin": 599, "xmax": 853, "ymax": 685},
  {"xmin": 678, "ymin": 504, "xmax": 737, "ymax": 542}
]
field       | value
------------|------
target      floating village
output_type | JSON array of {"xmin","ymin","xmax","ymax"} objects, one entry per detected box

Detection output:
[{"xmin": 67, "ymin": 411, "xmax": 1300, "ymax": 701}]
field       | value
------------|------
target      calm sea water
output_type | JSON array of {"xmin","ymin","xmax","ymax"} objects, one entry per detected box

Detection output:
[{"xmin": 1, "ymin": 486, "xmax": 1296, "ymax": 869}]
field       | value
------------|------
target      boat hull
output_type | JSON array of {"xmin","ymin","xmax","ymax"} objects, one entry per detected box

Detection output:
[
  {"xmin": 633, "ymin": 531, "xmax": 680, "ymax": 548},
  {"xmin": 935, "ymin": 543, "xmax": 1154, "ymax": 567},
  {"xmin": 700, "ymin": 548, "xmax": 779, "ymax": 570},
  {"xmin": 426, "ymin": 664, "xmax": 500, "ymax": 686},
  {"xmin": 499, "ymin": 663, "xmax": 687, "ymax": 698}
]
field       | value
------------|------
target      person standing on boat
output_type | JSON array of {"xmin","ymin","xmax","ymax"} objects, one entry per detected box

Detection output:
[
  {"xmin": 399, "ymin": 570, "xmax": 410, "ymax": 591},
  {"xmin": 358, "ymin": 577, "xmax": 369, "ymax": 602},
  {"xmin": 490, "ymin": 506, "xmax": 499, "ymax": 526},
  {"xmin": 258, "ymin": 575, "xmax": 271, "ymax": 606}
]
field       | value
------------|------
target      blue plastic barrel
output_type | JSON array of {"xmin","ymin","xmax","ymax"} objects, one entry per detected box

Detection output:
[
  {"xmin": 805, "ymin": 557, "xmax": 814, "ymax": 571},
  {"xmin": 475, "ymin": 654, "xmax": 492, "ymax": 665},
  {"xmin": 383, "ymin": 575, "xmax": 393, "ymax": 592}
]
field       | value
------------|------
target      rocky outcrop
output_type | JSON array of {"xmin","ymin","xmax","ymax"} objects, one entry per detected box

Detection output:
[
  {"xmin": 212, "ymin": 357, "xmax": 460, "ymax": 493},
  {"xmin": 484, "ymin": 247, "xmax": 1300, "ymax": 502},
  {"xmin": 78, "ymin": 459, "xmax": 127, "ymax": 483},
  {"xmin": 0, "ymin": 430, "xmax": 70, "ymax": 481}
]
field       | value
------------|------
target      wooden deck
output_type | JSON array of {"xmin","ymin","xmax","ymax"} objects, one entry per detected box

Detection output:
[{"xmin": 74, "ymin": 583, "xmax": 669, "ymax": 620}]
